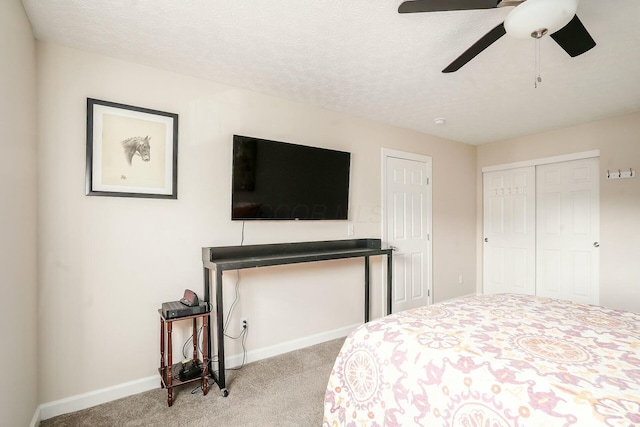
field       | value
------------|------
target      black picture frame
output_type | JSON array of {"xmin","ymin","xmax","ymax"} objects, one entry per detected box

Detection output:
[{"xmin": 86, "ymin": 98, "xmax": 178, "ymax": 199}]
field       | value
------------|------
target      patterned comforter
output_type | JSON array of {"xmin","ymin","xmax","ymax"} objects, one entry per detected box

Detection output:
[{"xmin": 323, "ymin": 294, "xmax": 640, "ymax": 426}]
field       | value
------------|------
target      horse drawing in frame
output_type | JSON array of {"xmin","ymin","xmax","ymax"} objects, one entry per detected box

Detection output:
[{"xmin": 122, "ymin": 136, "xmax": 151, "ymax": 165}]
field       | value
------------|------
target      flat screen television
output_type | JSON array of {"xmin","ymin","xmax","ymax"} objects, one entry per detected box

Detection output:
[{"xmin": 232, "ymin": 135, "xmax": 351, "ymax": 220}]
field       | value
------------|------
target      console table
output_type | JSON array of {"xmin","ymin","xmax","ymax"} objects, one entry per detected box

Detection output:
[{"xmin": 201, "ymin": 238, "xmax": 393, "ymax": 396}]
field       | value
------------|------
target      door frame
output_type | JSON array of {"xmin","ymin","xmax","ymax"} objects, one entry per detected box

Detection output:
[
  {"xmin": 481, "ymin": 150, "xmax": 600, "ymax": 173},
  {"xmin": 381, "ymin": 148, "xmax": 433, "ymax": 313}
]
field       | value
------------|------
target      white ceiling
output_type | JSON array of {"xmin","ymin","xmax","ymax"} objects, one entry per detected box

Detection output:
[{"xmin": 21, "ymin": 0, "xmax": 640, "ymax": 145}]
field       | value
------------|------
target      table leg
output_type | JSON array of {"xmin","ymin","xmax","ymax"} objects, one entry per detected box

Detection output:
[
  {"xmin": 203, "ymin": 267, "xmax": 212, "ymax": 378},
  {"xmin": 192, "ymin": 318, "xmax": 197, "ymax": 361},
  {"xmin": 167, "ymin": 321, "xmax": 173, "ymax": 407},
  {"xmin": 216, "ymin": 268, "xmax": 227, "ymax": 394},
  {"xmin": 387, "ymin": 252, "xmax": 393, "ymax": 315},
  {"xmin": 160, "ymin": 317, "xmax": 165, "ymax": 389},
  {"xmin": 202, "ymin": 315, "xmax": 209, "ymax": 396},
  {"xmin": 364, "ymin": 256, "xmax": 370, "ymax": 323}
]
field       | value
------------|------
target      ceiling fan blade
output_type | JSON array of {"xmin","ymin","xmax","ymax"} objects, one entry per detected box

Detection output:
[
  {"xmin": 398, "ymin": 0, "xmax": 500, "ymax": 13},
  {"xmin": 550, "ymin": 15, "xmax": 596, "ymax": 57},
  {"xmin": 442, "ymin": 22, "xmax": 506, "ymax": 73}
]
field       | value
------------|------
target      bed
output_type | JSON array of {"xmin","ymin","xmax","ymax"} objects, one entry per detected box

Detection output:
[{"xmin": 323, "ymin": 294, "xmax": 640, "ymax": 426}]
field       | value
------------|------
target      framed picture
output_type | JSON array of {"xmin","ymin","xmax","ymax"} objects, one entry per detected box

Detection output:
[{"xmin": 86, "ymin": 98, "xmax": 178, "ymax": 199}]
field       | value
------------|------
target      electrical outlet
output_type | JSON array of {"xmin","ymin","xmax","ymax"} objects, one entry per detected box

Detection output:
[{"xmin": 240, "ymin": 317, "xmax": 248, "ymax": 330}]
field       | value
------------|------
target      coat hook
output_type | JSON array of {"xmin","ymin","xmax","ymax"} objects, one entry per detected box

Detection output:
[{"xmin": 607, "ymin": 170, "xmax": 610, "ymax": 178}]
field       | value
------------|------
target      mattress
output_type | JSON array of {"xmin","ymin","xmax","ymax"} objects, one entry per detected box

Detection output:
[{"xmin": 323, "ymin": 294, "xmax": 640, "ymax": 426}]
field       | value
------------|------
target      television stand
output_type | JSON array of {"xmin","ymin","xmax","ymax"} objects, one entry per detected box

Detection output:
[{"xmin": 201, "ymin": 238, "xmax": 393, "ymax": 397}]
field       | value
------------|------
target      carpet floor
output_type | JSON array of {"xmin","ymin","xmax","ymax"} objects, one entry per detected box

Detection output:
[{"xmin": 40, "ymin": 337, "xmax": 345, "ymax": 427}]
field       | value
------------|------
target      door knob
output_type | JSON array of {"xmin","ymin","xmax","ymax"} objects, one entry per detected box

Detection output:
[
  {"xmin": 484, "ymin": 238, "xmax": 489, "ymax": 243},
  {"xmin": 593, "ymin": 242, "xmax": 600, "ymax": 248}
]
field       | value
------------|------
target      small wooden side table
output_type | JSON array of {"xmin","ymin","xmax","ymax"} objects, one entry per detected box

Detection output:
[{"xmin": 158, "ymin": 309, "xmax": 209, "ymax": 407}]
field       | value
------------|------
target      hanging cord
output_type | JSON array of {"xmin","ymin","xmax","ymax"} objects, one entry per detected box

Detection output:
[
  {"xmin": 182, "ymin": 324, "xmax": 204, "ymax": 360},
  {"xmin": 213, "ymin": 220, "xmax": 248, "ymax": 373},
  {"xmin": 534, "ymin": 37, "xmax": 542, "ymax": 88},
  {"xmin": 225, "ymin": 325, "xmax": 248, "ymax": 371},
  {"xmin": 223, "ymin": 221, "xmax": 246, "ymax": 333},
  {"xmin": 205, "ymin": 321, "xmax": 248, "ymax": 374},
  {"xmin": 191, "ymin": 221, "xmax": 248, "ymax": 394},
  {"xmin": 223, "ymin": 271, "xmax": 242, "ymax": 333}
]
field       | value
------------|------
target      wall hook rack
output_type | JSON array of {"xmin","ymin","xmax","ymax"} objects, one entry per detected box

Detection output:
[{"xmin": 606, "ymin": 168, "xmax": 635, "ymax": 180}]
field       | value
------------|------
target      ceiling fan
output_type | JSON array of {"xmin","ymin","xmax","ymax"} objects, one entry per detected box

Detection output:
[{"xmin": 398, "ymin": 0, "xmax": 596, "ymax": 73}]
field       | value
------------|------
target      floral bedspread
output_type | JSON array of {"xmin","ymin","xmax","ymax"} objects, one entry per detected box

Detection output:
[{"xmin": 323, "ymin": 294, "xmax": 640, "ymax": 426}]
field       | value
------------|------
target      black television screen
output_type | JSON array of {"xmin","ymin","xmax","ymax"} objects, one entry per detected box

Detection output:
[{"xmin": 232, "ymin": 135, "xmax": 351, "ymax": 220}]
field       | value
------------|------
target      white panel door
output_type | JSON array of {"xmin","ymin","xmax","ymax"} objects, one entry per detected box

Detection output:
[
  {"xmin": 483, "ymin": 167, "xmax": 536, "ymax": 295},
  {"xmin": 384, "ymin": 153, "xmax": 432, "ymax": 313},
  {"xmin": 536, "ymin": 158, "xmax": 600, "ymax": 304}
]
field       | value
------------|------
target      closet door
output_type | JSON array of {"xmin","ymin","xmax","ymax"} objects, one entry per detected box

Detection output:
[
  {"xmin": 483, "ymin": 167, "xmax": 536, "ymax": 295},
  {"xmin": 536, "ymin": 158, "xmax": 600, "ymax": 305}
]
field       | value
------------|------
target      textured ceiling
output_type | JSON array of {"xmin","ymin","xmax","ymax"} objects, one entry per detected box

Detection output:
[{"xmin": 21, "ymin": 0, "xmax": 640, "ymax": 145}]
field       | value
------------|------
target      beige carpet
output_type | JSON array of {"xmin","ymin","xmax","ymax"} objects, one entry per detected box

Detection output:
[{"xmin": 40, "ymin": 338, "xmax": 345, "ymax": 427}]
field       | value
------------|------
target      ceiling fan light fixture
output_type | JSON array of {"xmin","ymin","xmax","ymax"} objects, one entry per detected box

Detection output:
[{"xmin": 504, "ymin": 0, "xmax": 579, "ymax": 39}]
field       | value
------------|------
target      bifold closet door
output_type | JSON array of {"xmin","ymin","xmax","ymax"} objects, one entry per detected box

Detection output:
[
  {"xmin": 482, "ymin": 167, "xmax": 536, "ymax": 296},
  {"xmin": 536, "ymin": 158, "xmax": 600, "ymax": 305}
]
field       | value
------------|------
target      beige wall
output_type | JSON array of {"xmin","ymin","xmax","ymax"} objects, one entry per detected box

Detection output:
[
  {"xmin": 36, "ymin": 42, "xmax": 477, "ymax": 403},
  {"xmin": 477, "ymin": 112, "xmax": 640, "ymax": 313},
  {"xmin": 0, "ymin": 0, "xmax": 39, "ymax": 426}
]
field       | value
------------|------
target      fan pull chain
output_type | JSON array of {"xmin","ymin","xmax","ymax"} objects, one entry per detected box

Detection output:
[{"xmin": 534, "ymin": 37, "xmax": 542, "ymax": 88}]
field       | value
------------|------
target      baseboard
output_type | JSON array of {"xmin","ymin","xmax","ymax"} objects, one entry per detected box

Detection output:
[
  {"xmin": 38, "ymin": 375, "xmax": 159, "ymax": 421},
  {"xmin": 29, "ymin": 406, "xmax": 41, "ymax": 427},
  {"xmin": 225, "ymin": 322, "xmax": 358, "ymax": 368},
  {"xmin": 37, "ymin": 323, "xmax": 357, "ymax": 421}
]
